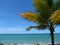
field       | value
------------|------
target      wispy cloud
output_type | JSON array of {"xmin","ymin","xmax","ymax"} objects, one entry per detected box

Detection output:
[{"xmin": 0, "ymin": 26, "xmax": 25, "ymax": 34}]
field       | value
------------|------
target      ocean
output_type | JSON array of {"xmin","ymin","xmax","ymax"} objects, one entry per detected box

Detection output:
[{"xmin": 0, "ymin": 33, "xmax": 60, "ymax": 44}]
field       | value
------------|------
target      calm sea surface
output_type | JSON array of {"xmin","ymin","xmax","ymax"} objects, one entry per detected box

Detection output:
[{"xmin": 0, "ymin": 34, "xmax": 60, "ymax": 43}]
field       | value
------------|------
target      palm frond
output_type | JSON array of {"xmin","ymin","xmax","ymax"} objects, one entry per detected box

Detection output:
[
  {"xmin": 20, "ymin": 12, "xmax": 47, "ymax": 24},
  {"xmin": 37, "ymin": 16, "xmax": 48, "ymax": 24},
  {"xmin": 26, "ymin": 24, "xmax": 48, "ymax": 31},
  {"xmin": 21, "ymin": 12, "xmax": 39, "ymax": 22},
  {"xmin": 46, "ymin": 0, "xmax": 53, "ymax": 8},
  {"xmin": 49, "ymin": 10, "xmax": 60, "ymax": 23},
  {"xmin": 33, "ymin": 0, "xmax": 50, "ymax": 20}
]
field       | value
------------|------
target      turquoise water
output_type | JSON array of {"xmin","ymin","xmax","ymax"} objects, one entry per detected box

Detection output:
[{"xmin": 0, "ymin": 34, "xmax": 60, "ymax": 43}]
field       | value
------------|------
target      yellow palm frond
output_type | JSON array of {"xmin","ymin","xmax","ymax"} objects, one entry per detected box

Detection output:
[
  {"xmin": 20, "ymin": 12, "xmax": 47, "ymax": 24},
  {"xmin": 21, "ymin": 12, "xmax": 39, "ymax": 22},
  {"xmin": 50, "ymin": 10, "xmax": 60, "ymax": 23}
]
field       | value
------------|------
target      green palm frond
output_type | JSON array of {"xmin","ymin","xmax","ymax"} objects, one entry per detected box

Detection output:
[
  {"xmin": 37, "ymin": 16, "xmax": 48, "ymax": 24},
  {"xmin": 33, "ymin": 0, "xmax": 50, "ymax": 20},
  {"xmin": 50, "ymin": 10, "xmax": 60, "ymax": 23},
  {"xmin": 26, "ymin": 24, "xmax": 48, "ymax": 31},
  {"xmin": 47, "ymin": 0, "xmax": 53, "ymax": 7}
]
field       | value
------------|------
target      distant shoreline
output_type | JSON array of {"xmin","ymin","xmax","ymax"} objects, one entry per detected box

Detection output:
[{"xmin": 0, "ymin": 33, "xmax": 60, "ymax": 35}]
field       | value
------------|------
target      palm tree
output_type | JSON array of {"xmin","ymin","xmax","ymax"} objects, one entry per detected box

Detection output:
[{"xmin": 20, "ymin": 0, "xmax": 60, "ymax": 45}]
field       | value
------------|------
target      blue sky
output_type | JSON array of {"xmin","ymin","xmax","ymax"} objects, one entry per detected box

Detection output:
[{"xmin": 0, "ymin": 0, "xmax": 60, "ymax": 34}]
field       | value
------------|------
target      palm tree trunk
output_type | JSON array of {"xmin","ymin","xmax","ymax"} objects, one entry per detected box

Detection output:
[
  {"xmin": 50, "ymin": 31, "xmax": 54, "ymax": 45},
  {"xmin": 49, "ymin": 23, "xmax": 54, "ymax": 45}
]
